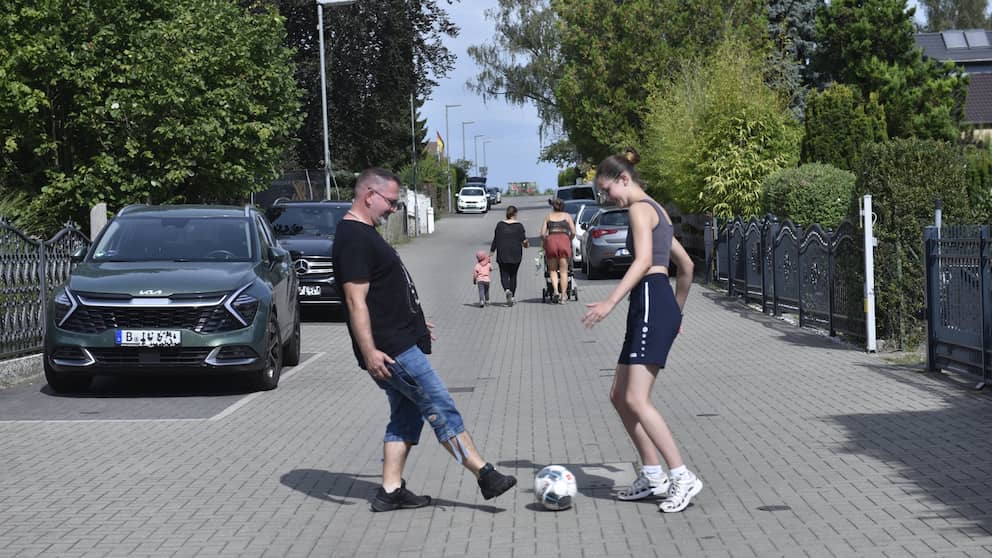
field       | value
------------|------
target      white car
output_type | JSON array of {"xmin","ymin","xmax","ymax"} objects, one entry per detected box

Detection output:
[
  {"xmin": 571, "ymin": 203, "xmax": 602, "ymax": 267},
  {"xmin": 456, "ymin": 186, "xmax": 489, "ymax": 214}
]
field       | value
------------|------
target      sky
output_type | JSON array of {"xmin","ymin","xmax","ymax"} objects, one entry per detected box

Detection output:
[{"xmin": 420, "ymin": 1, "xmax": 561, "ymax": 194}]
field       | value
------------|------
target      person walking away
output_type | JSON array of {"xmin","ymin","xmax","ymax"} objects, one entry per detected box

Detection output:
[
  {"xmin": 541, "ymin": 198, "xmax": 576, "ymax": 304},
  {"xmin": 581, "ymin": 148, "xmax": 702, "ymax": 513},
  {"xmin": 489, "ymin": 205, "xmax": 529, "ymax": 306},
  {"xmin": 333, "ymin": 168, "xmax": 517, "ymax": 512},
  {"xmin": 473, "ymin": 250, "xmax": 492, "ymax": 308}
]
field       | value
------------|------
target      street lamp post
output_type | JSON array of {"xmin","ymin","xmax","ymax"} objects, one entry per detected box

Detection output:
[
  {"xmin": 461, "ymin": 121, "xmax": 474, "ymax": 162},
  {"xmin": 316, "ymin": 0, "xmax": 355, "ymax": 200},
  {"xmin": 482, "ymin": 139, "xmax": 492, "ymax": 176},
  {"xmin": 444, "ymin": 104, "xmax": 460, "ymax": 213},
  {"xmin": 473, "ymin": 134, "xmax": 484, "ymax": 175}
]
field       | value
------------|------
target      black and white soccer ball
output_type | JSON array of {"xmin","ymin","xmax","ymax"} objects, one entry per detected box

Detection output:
[{"xmin": 534, "ymin": 465, "xmax": 578, "ymax": 511}]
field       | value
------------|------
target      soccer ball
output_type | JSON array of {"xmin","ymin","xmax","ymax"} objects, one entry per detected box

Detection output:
[{"xmin": 534, "ymin": 465, "xmax": 578, "ymax": 511}]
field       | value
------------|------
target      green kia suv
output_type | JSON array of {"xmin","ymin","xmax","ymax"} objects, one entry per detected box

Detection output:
[{"xmin": 43, "ymin": 205, "xmax": 300, "ymax": 393}]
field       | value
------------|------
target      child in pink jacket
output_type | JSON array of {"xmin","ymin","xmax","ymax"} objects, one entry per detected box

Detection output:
[{"xmin": 473, "ymin": 250, "xmax": 492, "ymax": 308}]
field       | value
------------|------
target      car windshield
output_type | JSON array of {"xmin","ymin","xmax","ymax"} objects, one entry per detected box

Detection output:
[
  {"xmin": 462, "ymin": 187, "xmax": 485, "ymax": 196},
  {"xmin": 558, "ymin": 187, "xmax": 596, "ymax": 201},
  {"xmin": 266, "ymin": 205, "xmax": 349, "ymax": 237},
  {"xmin": 91, "ymin": 216, "xmax": 254, "ymax": 262},
  {"xmin": 597, "ymin": 211, "xmax": 629, "ymax": 227}
]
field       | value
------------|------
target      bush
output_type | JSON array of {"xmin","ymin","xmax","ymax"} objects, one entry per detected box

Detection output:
[
  {"xmin": 856, "ymin": 138, "xmax": 970, "ymax": 348},
  {"xmin": 762, "ymin": 163, "xmax": 855, "ymax": 228},
  {"xmin": 963, "ymin": 144, "xmax": 992, "ymax": 223}
]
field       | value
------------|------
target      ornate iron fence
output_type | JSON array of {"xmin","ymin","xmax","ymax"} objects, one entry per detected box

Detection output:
[
  {"xmin": 0, "ymin": 219, "xmax": 90, "ymax": 360},
  {"xmin": 715, "ymin": 216, "xmax": 866, "ymax": 339},
  {"xmin": 924, "ymin": 225, "xmax": 992, "ymax": 387}
]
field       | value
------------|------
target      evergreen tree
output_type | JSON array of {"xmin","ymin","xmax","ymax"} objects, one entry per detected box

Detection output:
[
  {"xmin": 813, "ymin": 0, "xmax": 967, "ymax": 140},
  {"xmin": 767, "ymin": 0, "xmax": 822, "ymax": 115},
  {"xmin": 801, "ymin": 84, "xmax": 888, "ymax": 171}
]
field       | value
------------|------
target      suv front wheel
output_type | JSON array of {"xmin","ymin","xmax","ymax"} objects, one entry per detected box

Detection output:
[{"xmin": 257, "ymin": 314, "xmax": 283, "ymax": 391}]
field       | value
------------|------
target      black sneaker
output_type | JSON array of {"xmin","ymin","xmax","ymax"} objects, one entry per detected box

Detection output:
[
  {"xmin": 477, "ymin": 463, "xmax": 517, "ymax": 500},
  {"xmin": 370, "ymin": 480, "xmax": 432, "ymax": 512}
]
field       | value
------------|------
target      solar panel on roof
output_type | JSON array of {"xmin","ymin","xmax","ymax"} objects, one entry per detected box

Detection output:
[
  {"xmin": 965, "ymin": 30, "xmax": 990, "ymax": 48},
  {"xmin": 943, "ymin": 30, "xmax": 968, "ymax": 49}
]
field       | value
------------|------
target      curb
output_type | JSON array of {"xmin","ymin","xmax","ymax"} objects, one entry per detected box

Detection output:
[{"xmin": 0, "ymin": 353, "xmax": 42, "ymax": 389}]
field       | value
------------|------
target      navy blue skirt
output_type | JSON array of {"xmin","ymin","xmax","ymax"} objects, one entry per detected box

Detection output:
[{"xmin": 618, "ymin": 274, "xmax": 682, "ymax": 368}]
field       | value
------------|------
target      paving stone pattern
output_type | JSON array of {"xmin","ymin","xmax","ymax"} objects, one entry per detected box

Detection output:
[{"xmin": 2, "ymin": 197, "xmax": 992, "ymax": 557}]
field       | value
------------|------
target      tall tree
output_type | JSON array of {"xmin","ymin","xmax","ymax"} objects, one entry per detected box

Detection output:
[
  {"xmin": 641, "ymin": 38, "xmax": 801, "ymax": 218},
  {"xmin": 553, "ymin": 0, "xmax": 768, "ymax": 163},
  {"xmin": 766, "ymin": 0, "xmax": 822, "ymax": 115},
  {"xmin": 467, "ymin": 0, "xmax": 563, "ymax": 140},
  {"xmin": 268, "ymin": 0, "xmax": 457, "ymax": 173},
  {"xmin": 813, "ymin": 0, "xmax": 967, "ymax": 140},
  {"xmin": 920, "ymin": 0, "xmax": 988, "ymax": 31},
  {"xmin": 0, "ymin": 0, "xmax": 303, "ymax": 234}
]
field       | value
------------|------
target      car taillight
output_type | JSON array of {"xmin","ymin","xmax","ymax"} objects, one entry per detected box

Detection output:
[{"xmin": 590, "ymin": 228, "xmax": 618, "ymax": 239}]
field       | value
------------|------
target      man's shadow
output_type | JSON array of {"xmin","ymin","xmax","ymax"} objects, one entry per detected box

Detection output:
[{"xmin": 280, "ymin": 469, "xmax": 507, "ymax": 513}]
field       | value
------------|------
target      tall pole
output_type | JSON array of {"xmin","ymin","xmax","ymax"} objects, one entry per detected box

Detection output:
[
  {"xmin": 317, "ymin": 5, "xmax": 331, "ymax": 200},
  {"xmin": 316, "ymin": 0, "xmax": 355, "ymax": 200},
  {"xmin": 410, "ymin": 94, "xmax": 419, "ymax": 236},
  {"xmin": 482, "ymin": 139, "xmax": 492, "ymax": 176},
  {"xmin": 461, "ymin": 121, "xmax": 474, "ymax": 163},
  {"xmin": 473, "ymin": 134, "xmax": 484, "ymax": 175},
  {"xmin": 444, "ymin": 104, "xmax": 460, "ymax": 213}
]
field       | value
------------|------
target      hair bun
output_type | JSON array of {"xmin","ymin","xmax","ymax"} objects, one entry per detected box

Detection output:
[{"xmin": 624, "ymin": 147, "xmax": 640, "ymax": 166}]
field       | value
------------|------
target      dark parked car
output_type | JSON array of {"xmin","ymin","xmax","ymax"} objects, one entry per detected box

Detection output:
[
  {"xmin": 580, "ymin": 207, "xmax": 630, "ymax": 279},
  {"xmin": 44, "ymin": 205, "xmax": 300, "ymax": 393},
  {"xmin": 265, "ymin": 200, "xmax": 350, "ymax": 306},
  {"xmin": 550, "ymin": 184, "xmax": 597, "ymax": 205}
]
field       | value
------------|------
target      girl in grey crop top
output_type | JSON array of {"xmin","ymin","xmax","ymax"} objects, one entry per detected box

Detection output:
[{"xmin": 623, "ymin": 198, "xmax": 673, "ymax": 268}]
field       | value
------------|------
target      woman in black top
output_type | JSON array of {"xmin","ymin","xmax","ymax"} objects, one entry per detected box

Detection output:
[{"xmin": 489, "ymin": 205, "xmax": 529, "ymax": 306}]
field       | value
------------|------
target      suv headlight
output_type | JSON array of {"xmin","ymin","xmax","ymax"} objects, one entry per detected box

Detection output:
[
  {"xmin": 52, "ymin": 288, "xmax": 77, "ymax": 326},
  {"xmin": 226, "ymin": 283, "xmax": 259, "ymax": 326}
]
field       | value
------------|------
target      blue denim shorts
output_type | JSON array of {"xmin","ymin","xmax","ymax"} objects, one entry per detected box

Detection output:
[{"xmin": 375, "ymin": 345, "xmax": 466, "ymax": 445}]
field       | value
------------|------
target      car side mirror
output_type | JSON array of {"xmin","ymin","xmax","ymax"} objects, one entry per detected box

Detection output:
[
  {"xmin": 70, "ymin": 245, "xmax": 87, "ymax": 263},
  {"xmin": 269, "ymin": 245, "xmax": 289, "ymax": 262}
]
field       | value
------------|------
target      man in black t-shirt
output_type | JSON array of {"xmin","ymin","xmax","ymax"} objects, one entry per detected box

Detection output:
[{"xmin": 333, "ymin": 168, "xmax": 517, "ymax": 512}]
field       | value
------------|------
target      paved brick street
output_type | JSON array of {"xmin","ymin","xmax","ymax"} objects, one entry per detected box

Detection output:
[{"xmin": 3, "ymin": 196, "xmax": 992, "ymax": 557}]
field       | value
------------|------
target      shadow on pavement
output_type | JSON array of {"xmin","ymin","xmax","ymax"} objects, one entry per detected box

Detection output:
[
  {"xmin": 43, "ymin": 374, "xmax": 259, "ymax": 398},
  {"xmin": 698, "ymin": 288, "xmax": 862, "ymax": 352},
  {"xmin": 826, "ymin": 362, "xmax": 992, "ymax": 539},
  {"xmin": 280, "ymin": 469, "xmax": 507, "ymax": 513},
  {"xmin": 495, "ymin": 459, "xmax": 625, "ymax": 501}
]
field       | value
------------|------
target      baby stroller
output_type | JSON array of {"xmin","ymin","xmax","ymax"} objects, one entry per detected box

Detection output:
[{"xmin": 538, "ymin": 249, "xmax": 578, "ymax": 303}]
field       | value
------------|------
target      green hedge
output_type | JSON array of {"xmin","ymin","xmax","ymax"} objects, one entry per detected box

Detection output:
[
  {"xmin": 856, "ymin": 138, "xmax": 970, "ymax": 348},
  {"xmin": 762, "ymin": 163, "xmax": 855, "ymax": 228},
  {"xmin": 801, "ymin": 84, "xmax": 886, "ymax": 171}
]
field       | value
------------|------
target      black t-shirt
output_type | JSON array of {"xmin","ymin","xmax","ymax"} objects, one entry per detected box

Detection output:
[
  {"xmin": 332, "ymin": 219, "xmax": 431, "ymax": 368},
  {"xmin": 490, "ymin": 221, "xmax": 527, "ymax": 264}
]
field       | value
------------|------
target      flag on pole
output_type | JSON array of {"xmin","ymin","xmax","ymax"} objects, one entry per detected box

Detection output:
[{"xmin": 436, "ymin": 131, "xmax": 444, "ymax": 157}]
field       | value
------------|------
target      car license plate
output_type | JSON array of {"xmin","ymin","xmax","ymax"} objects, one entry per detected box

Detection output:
[
  {"xmin": 616, "ymin": 248, "xmax": 630, "ymax": 256},
  {"xmin": 299, "ymin": 285, "xmax": 321, "ymax": 296},
  {"xmin": 116, "ymin": 329, "xmax": 181, "ymax": 347}
]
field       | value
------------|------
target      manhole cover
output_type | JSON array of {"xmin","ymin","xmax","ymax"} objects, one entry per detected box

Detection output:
[
  {"xmin": 696, "ymin": 413, "xmax": 719, "ymax": 417},
  {"xmin": 449, "ymin": 387, "xmax": 475, "ymax": 393}
]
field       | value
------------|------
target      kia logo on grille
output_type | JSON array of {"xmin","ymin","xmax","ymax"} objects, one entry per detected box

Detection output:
[
  {"xmin": 294, "ymin": 259, "xmax": 310, "ymax": 276},
  {"xmin": 138, "ymin": 289, "xmax": 163, "ymax": 295}
]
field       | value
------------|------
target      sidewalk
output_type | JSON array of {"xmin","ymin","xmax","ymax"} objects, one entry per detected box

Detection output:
[{"xmin": 1, "ymin": 197, "xmax": 991, "ymax": 557}]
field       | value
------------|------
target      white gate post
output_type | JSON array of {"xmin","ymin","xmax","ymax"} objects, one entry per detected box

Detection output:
[
  {"xmin": 862, "ymin": 195, "xmax": 878, "ymax": 353},
  {"xmin": 90, "ymin": 203, "xmax": 107, "ymax": 240}
]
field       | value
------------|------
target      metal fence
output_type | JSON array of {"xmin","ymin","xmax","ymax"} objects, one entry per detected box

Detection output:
[
  {"xmin": 924, "ymin": 225, "xmax": 992, "ymax": 387},
  {"xmin": 0, "ymin": 219, "xmax": 90, "ymax": 360},
  {"xmin": 715, "ymin": 216, "xmax": 866, "ymax": 339}
]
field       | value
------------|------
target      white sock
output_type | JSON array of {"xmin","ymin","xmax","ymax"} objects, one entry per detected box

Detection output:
[
  {"xmin": 642, "ymin": 465, "xmax": 663, "ymax": 479},
  {"xmin": 669, "ymin": 465, "xmax": 688, "ymax": 478}
]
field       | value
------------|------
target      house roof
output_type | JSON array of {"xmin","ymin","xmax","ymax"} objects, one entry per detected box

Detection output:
[
  {"xmin": 965, "ymin": 73, "xmax": 992, "ymax": 124},
  {"xmin": 916, "ymin": 30, "xmax": 992, "ymax": 64}
]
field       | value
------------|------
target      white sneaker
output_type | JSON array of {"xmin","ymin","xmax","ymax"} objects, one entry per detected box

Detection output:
[
  {"xmin": 616, "ymin": 472, "xmax": 670, "ymax": 501},
  {"xmin": 659, "ymin": 471, "xmax": 702, "ymax": 513},
  {"xmin": 505, "ymin": 289, "xmax": 513, "ymax": 306}
]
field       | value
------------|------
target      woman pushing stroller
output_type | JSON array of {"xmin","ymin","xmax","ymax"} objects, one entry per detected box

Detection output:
[{"xmin": 541, "ymin": 198, "xmax": 576, "ymax": 304}]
